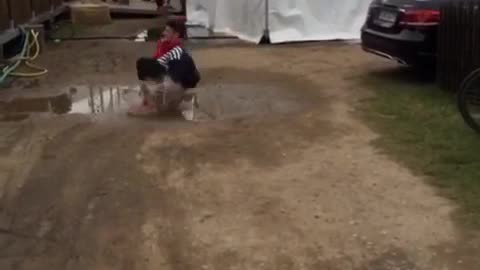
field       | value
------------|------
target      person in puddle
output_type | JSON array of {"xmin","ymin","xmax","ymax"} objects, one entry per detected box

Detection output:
[{"xmin": 132, "ymin": 20, "xmax": 200, "ymax": 116}]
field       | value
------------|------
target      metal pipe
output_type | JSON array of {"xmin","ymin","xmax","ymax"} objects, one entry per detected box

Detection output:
[
  {"xmin": 265, "ymin": 0, "xmax": 269, "ymax": 33},
  {"xmin": 265, "ymin": 0, "xmax": 269, "ymax": 36}
]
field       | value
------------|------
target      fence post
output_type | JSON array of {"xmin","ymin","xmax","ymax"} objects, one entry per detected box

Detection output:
[{"xmin": 438, "ymin": 0, "xmax": 480, "ymax": 91}]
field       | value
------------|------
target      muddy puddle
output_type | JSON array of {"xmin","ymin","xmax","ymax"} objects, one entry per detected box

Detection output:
[
  {"xmin": 69, "ymin": 85, "xmax": 139, "ymax": 115},
  {"xmin": 196, "ymin": 83, "xmax": 304, "ymax": 120},
  {"xmin": 0, "ymin": 85, "xmax": 142, "ymax": 121},
  {"xmin": 0, "ymin": 68, "xmax": 315, "ymax": 123},
  {"xmin": 69, "ymin": 85, "xmax": 204, "ymax": 121}
]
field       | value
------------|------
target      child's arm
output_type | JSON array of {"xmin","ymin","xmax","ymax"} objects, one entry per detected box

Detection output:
[
  {"xmin": 157, "ymin": 46, "xmax": 184, "ymax": 68},
  {"xmin": 153, "ymin": 40, "xmax": 163, "ymax": 59}
]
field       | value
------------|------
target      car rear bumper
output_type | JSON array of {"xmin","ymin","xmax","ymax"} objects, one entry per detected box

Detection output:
[{"xmin": 361, "ymin": 28, "xmax": 435, "ymax": 66}]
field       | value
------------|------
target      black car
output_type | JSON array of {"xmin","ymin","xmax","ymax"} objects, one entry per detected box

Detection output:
[{"xmin": 361, "ymin": 0, "xmax": 441, "ymax": 67}]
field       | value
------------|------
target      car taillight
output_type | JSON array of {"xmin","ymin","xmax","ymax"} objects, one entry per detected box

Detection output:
[{"xmin": 400, "ymin": 10, "xmax": 440, "ymax": 26}]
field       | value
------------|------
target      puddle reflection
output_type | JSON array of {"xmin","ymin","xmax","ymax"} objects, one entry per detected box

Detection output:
[
  {"xmin": 70, "ymin": 85, "xmax": 140, "ymax": 115},
  {"xmin": 0, "ymin": 84, "xmax": 204, "ymax": 122}
]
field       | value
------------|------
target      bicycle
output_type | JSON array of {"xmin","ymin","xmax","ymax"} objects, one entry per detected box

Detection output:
[{"xmin": 458, "ymin": 68, "xmax": 480, "ymax": 133}]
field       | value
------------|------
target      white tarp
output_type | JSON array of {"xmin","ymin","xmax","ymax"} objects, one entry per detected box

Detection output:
[
  {"xmin": 187, "ymin": 0, "xmax": 266, "ymax": 43},
  {"xmin": 187, "ymin": 0, "xmax": 371, "ymax": 44}
]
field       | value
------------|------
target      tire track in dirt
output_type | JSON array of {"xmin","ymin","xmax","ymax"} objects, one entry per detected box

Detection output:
[
  {"xmin": 135, "ymin": 46, "xmax": 465, "ymax": 269},
  {"xmin": 0, "ymin": 120, "xmax": 156, "ymax": 270}
]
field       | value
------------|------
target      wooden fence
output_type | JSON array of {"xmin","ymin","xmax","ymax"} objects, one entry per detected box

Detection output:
[
  {"xmin": 0, "ymin": 0, "xmax": 66, "ymax": 33},
  {"xmin": 438, "ymin": 0, "xmax": 480, "ymax": 91},
  {"xmin": 9, "ymin": 0, "xmax": 33, "ymax": 27},
  {"xmin": 32, "ymin": 0, "xmax": 53, "ymax": 17},
  {"xmin": 0, "ymin": 0, "xmax": 9, "ymax": 32}
]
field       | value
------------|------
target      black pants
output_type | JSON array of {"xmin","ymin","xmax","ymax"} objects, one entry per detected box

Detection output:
[{"xmin": 136, "ymin": 57, "xmax": 167, "ymax": 81}]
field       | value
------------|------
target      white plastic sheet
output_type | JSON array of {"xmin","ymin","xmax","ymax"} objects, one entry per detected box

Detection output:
[
  {"xmin": 187, "ymin": 0, "xmax": 265, "ymax": 43},
  {"xmin": 187, "ymin": 0, "xmax": 371, "ymax": 44},
  {"xmin": 186, "ymin": 0, "xmax": 217, "ymax": 29}
]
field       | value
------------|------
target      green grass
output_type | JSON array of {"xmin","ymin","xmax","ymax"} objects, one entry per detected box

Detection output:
[{"xmin": 358, "ymin": 69, "xmax": 480, "ymax": 227}]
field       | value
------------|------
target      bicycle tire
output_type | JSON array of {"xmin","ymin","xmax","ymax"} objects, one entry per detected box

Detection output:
[
  {"xmin": 460, "ymin": 68, "xmax": 480, "ymax": 92},
  {"xmin": 458, "ymin": 68, "xmax": 480, "ymax": 133}
]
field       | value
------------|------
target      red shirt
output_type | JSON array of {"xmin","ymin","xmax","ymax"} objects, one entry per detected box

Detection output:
[{"xmin": 153, "ymin": 38, "xmax": 182, "ymax": 59}]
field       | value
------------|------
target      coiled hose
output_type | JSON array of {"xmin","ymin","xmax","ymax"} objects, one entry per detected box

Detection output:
[{"xmin": 0, "ymin": 28, "xmax": 48, "ymax": 84}]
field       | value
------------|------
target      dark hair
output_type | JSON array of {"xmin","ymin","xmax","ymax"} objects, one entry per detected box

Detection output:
[{"xmin": 166, "ymin": 19, "xmax": 186, "ymax": 38}]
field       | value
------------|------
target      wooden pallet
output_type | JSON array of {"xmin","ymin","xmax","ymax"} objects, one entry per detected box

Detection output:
[{"xmin": 70, "ymin": 3, "xmax": 112, "ymax": 25}]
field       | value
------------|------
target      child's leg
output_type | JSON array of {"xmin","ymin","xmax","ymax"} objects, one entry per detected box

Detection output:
[
  {"xmin": 140, "ymin": 83, "xmax": 155, "ymax": 107},
  {"xmin": 136, "ymin": 57, "xmax": 167, "ymax": 81},
  {"xmin": 136, "ymin": 57, "xmax": 167, "ymax": 108},
  {"xmin": 151, "ymin": 76, "xmax": 184, "ymax": 112},
  {"xmin": 163, "ymin": 76, "xmax": 185, "ymax": 111}
]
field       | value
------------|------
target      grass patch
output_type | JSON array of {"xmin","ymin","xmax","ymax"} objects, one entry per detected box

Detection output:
[{"xmin": 357, "ymin": 68, "xmax": 480, "ymax": 227}]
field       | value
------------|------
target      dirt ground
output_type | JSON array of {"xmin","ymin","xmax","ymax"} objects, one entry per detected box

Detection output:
[{"xmin": 1, "ymin": 31, "xmax": 480, "ymax": 269}]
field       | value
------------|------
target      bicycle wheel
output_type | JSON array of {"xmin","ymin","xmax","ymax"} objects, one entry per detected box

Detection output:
[
  {"xmin": 460, "ymin": 68, "xmax": 480, "ymax": 92},
  {"xmin": 458, "ymin": 68, "xmax": 480, "ymax": 133}
]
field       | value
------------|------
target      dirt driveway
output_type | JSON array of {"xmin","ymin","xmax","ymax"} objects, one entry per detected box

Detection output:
[{"xmin": 0, "ymin": 39, "xmax": 478, "ymax": 270}]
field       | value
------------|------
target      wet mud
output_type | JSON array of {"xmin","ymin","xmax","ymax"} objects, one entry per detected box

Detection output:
[
  {"xmin": 0, "ymin": 37, "xmax": 479, "ymax": 270},
  {"xmin": 0, "ymin": 67, "xmax": 317, "ymax": 123}
]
